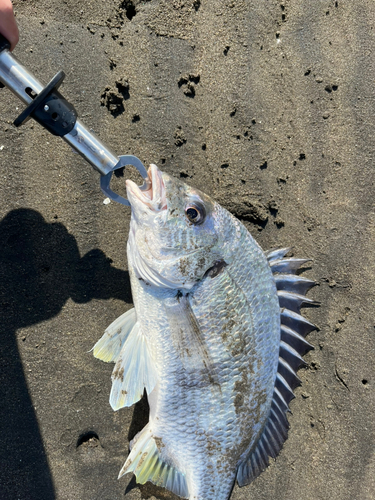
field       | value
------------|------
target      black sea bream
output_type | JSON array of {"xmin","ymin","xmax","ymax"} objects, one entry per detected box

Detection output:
[{"xmin": 93, "ymin": 164, "xmax": 316, "ymax": 500}]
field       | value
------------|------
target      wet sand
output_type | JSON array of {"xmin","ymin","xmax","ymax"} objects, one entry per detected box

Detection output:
[{"xmin": 0, "ymin": 1, "xmax": 374, "ymax": 499}]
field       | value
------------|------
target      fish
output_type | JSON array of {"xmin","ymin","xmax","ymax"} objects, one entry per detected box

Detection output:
[{"xmin": 92, "ymin": 164, "xmax": 316, "ymax": 500}]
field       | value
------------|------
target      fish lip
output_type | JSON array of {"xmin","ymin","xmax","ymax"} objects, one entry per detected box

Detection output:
[{"xmin": 126, "ymin": 164, "xmax": 167, "ymax": 212}]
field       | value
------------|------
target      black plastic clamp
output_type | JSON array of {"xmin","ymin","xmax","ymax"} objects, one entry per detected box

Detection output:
[
  {"xmin": 0, "ymin": 35, "xmax": 10, "ymax": 88},
  {"xmin": 14, "ymin": 70, "xmax": 77, "ymax": 136},
  {"xmin": 0, "ymin": 34, "xmax": 10, "ymax": 53}
]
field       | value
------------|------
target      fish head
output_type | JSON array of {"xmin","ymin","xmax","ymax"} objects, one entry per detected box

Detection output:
[{"xmin": 126, "ymin": 164, "xmax": 227, "ymax": 289}]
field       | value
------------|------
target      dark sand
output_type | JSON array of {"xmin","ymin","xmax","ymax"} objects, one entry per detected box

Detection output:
[{"xmin": 0, "ymin": 1, "xmax": 374, "ymax": 499}]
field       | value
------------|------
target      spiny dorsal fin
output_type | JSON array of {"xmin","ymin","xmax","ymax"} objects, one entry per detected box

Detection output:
[
  {"xmin": 281, "ymin": 308, "xmax": 316, "ymax": 337},
  {"xmin": 277, "ymin": 290, "xmax": 318, "ymax": 313},
  {"xmin": 269, "ymin": 257, "xmax": 311, "ymax": 274},
  {"xmin": 119, "ymin": 425, "xmax": 189, "ymax": 499},
  {"xmin": 237, "ymin": 248, "xmax": 317, "ymax": 488},
  {"xmin": 281, "ymin": 324, "xmax": 313, "ymax": 354},
  {"xmin": 265, "ymin": 247, "xmax": 292, "ymax": 261},
  {"xmin": 274, "ymin": 274, "xmax": 316, "ymax": 295}
]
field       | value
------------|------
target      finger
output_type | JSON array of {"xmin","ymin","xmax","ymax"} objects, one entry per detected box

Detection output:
[{"xmin": 0, "ymin": 2, "xmax": 19, "ymax": 50}]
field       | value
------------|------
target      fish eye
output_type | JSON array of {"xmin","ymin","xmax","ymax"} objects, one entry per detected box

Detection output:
[{"xmin": 185, "ymin": 203, "xmax": 206, "ymax": 224}]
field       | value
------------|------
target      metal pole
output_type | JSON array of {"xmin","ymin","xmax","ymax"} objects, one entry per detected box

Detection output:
[{"xmin": 0, "ymin": 48, "xmax": 119, "ymax": 176}]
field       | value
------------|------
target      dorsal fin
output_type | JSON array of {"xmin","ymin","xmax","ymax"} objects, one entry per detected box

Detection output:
[
  {"xmin": 237, "ymin": 249, "xmax": 317, "ymax": 487},
  {"xmin": 264, "ymin": 247, "xmax": 292, "ymax": 261}
]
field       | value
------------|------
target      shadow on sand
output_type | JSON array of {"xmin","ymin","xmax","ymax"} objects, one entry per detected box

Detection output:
[{"xmin": 0, "ymin": 208, "xmax": 132, "ymax": 500}]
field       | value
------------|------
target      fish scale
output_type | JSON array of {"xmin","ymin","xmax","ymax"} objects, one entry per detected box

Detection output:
[
  {"xmin": 92, "ymin": 165, "xmax": 316, "ymax": 500},
  {"xmin": 126, "ymin": 218, "xmax": 279, "ymax": 498}
]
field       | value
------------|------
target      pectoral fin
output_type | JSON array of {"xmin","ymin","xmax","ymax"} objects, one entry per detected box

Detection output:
[
  {"xmin": 164, "ymin": 293, "xmax": 218, "ymax": 385},
  {"xmin": 92, "ymin": 308, "xmax": 137, "ymax": 363},
  {"xmin": 93, "ymin": 308, "xmax": 157, "ymax": 410},
  {"xmin": 110, "ymin": 323, "xmax": 158, "ymax": 410}
]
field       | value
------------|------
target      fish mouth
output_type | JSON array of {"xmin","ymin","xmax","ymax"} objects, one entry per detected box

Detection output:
[{"xmin": 126, "ymin": 164, "xmax": 167, "ymax": 212}]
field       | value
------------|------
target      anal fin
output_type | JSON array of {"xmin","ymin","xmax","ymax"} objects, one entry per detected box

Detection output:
[{"xmin": 119, "ymin": 425, "xmax": 189, "ymax": 499}]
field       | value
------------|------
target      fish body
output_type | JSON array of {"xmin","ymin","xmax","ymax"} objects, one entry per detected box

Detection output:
[{"xmin": 93, "ymin": 165, "xmax": 315, "ymax": 500}]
